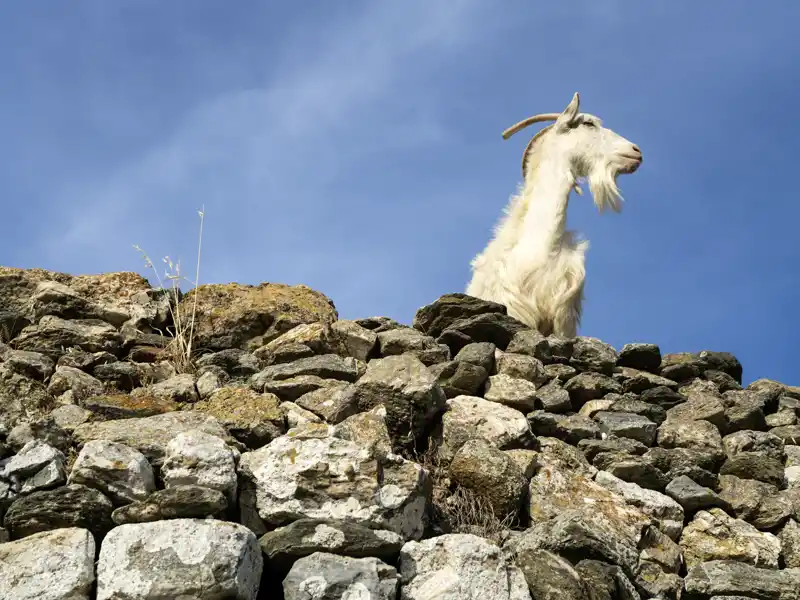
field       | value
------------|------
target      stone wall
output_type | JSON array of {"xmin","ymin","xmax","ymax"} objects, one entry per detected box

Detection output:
[{"xmin": 0, "ymin": 266, "xmax": 798, "ymax": 599}]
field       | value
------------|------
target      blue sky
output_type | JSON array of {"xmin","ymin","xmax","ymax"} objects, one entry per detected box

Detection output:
[{"xmin": 1, "ymin": 2, "xmax": 798, "ymax": 386}]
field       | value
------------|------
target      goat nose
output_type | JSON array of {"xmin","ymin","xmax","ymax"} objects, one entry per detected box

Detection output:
[{"xmin": 631, "ymin": 144, "xmax": 641, "ymax": 155}]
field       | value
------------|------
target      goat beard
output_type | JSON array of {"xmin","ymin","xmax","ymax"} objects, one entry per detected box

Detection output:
[{"xmin": 587, "ymin": 164, "xmax": 623, "ymax": 214}]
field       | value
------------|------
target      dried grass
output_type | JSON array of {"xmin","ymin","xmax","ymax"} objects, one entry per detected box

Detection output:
[{"xmin": 133, "ymin": 206, "xmax": 205, "ymax": 374}]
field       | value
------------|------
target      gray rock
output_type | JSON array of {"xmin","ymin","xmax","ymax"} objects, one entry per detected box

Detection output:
[
  {"xmin": 594, "ymin": 471, "xmax": 684, "ymax": 540},
  {"xmin": 607, "ymin": 394, "xmax": 667, "ymax": 424},
  {"xmin": 495, "ymin": 352, "xmax": 548, "ymax": 386},
  {"xmin": 427, "ymin": 360, "xmax": 488, "ymax": 398},
  {"xmin": 260, "ymin": 519, "xmax": 404, "ymax": 575},
  {"xmin": 412, "ymin": 293, "xmax": 508, "ymax": 339},
  {"xmin": 543, "ymin": 363, "xmax": 577, "ymax": 382},
  {"xmin": 614, "ymin": 367, "xmax": 677, "ymax": 395},
  {"xmin": 537, "ymin": 436, "xmax": 597, "ymax": 478},
  {"xmin": 0, "ymin": 527, "xmax": 95, "ymax": 600},
  {"xmin": 439, "ymin": 395, "xmax": 533, "ymax": 461},
  {"xmin": 506, "ymin": 329, "xmax": 553, "ymax": 363},
  {"xmin": 657, "ymin": 418, "xmax": 723, "ymax": 452},
  {"xmin": 436, "ymin": 312, "xmax": 528, "ymax": 355},
  {"xmin": 377, "ymin": 328, "xmax": 450, "ymax": 365},
  {"xmin": 331, "ymin": 405, "xmax": 394, "ymax": 459},
  {"xmin": 563, "ymin": 371, "xmax": 622, "ymax": 408},
  {"xmin": 348, "ymin": 354, "xmax": 446, "ymax": 453},
  {"xmin": 194, "ymin": 348, "xmax": 262, "ymax": 377},
  {"xmin": 399, "ymin": 533, "xmax": 530, "ymax": 600},
  {"xmin": 767, "ymin": 410, "xmax": 797, "ymax": 428},
  {"xmin": 4, "ymin": 484, "xmax": 114, "ymax": 541},
  {"xmin": 770, "ymin": 425, "xmax": 800, "ymax": 445},
  {"xmin": 284, "ymin": 552, "xmax": 399, "ymax": 600},
  {"xmin": 110, "ymin": 485, "xmax": 228, "ymax": 525},
  {"xmin": 533, "ymin": 381, "xmax": 572, "ymax": 413},
  {"xmin": 665, "ymin": 475, "xmax": 730, "ymax": 514},
  {"xmin": 131, "ymin": 373, "xmax": 198, "ymax": 403},
  {"xmin": 569, "ymin": 337, "xmax": 617, "ymax": 375},
  {"xmin": 511, "ymin": 548, "xmax": 586, "ymax": 600},
  {"xmin": 527, "ymin": 411, "xmax": 600, "ymax": 445},
  {"xmin": 6, "ymin": 416, "xmax": 71, "ymax": 454},
  {"xmin": 484, "ymin": 374, "xmax": 539, "ymax": 413},
  {"xmin": 724, "ymin": 390, "xmax": 768, "ymax": 433},
  {"xmin": 723, "ymin": 429, "xmax": 785, "ymax": 461},
  {"xmin": 72, "ymin": 410, "xmax": 236, "ymax": 468},
  {"xmin": 594, "ymin": 411, "xmax": 657, "ymax": 446},
  {"xmin": 47, "ymin": 365, "xmax": 105, "ymax": 403},
  {"xmin": 780, "ymin": 519, "xmax": 800, "ymax": 568},
  {"xmin": 330, "ymin": 319, "xmax": 378, "ymax": 362},
  {"xmin": 718, "ymin": 474, "xmax": 794, "ymax": 530},
  {"xmin": 449, "ymin": 438, "xmax": 527, "ymax": 520},
  {"xmin": 684, "ymin": 559, "xmax": 800, "ymax": 599},
  {"xmin": 592, "ymin": 452, "xmax": 669, "ymax": 491},
  {"xmin": 161, "ymin": 429, "xmax": 239, "ymax": 504},
  {"xmin": 295, "ymin": 381, "xmax": 360, "ymax": 423},
  {"xmin": 96, "ymin": 519, "xmax": 262, "ymax": 600},
  {"xmin": 13, "ymin": 316, "xmax": 122, "ymax": 359},
  {"xmin": 92, "ymin": 361, "xmax": 142, "ymax": 391},
  {"xmin": 575, "ymin": 560, "xmax": 639, "ymax": 600},
  {"xmin": 639, "ymin": 385, "xmax": 686, "ymax": 410},
  {"xmin": 67, "ymin": 439, "xmax": 156, "ymax": 505},
  {"xmin": 2, "ymin": 440, "xmax": 66, "ymax": 495},
  {"xmin": 719, "ymin": 451, "xmax": 785, "ymax": 487},
  {"xmin": 453, "ymin": 341, "xmax": 496, "ymax": 373},
  {"xmin": 251, "ymin": 354, "xmax": 361, "ymax": 389},
  {"xmin": 2, "ymin": 349, "xmax": 54, "ymax": 381},
  {"xmin": 578, "ymin": 437, "xmax": 648, "ymax": 462},
  {"xmin": 49, "ymin": 404, "xmax": 92, "ymax": 432},
  {"xmin": 665, "ymin": 392, "xmax": 727, "ymax": 430},
  {"xmin": 680, "ymin": 508, "xmax": 781, "ymax": 569},
  {"xmin": 616, "ymin": 342, "xmax": 662, "ymax": 372},
  {"xmin": 238, "ymin": 433, "xmax": 430, "ymax": 540}
]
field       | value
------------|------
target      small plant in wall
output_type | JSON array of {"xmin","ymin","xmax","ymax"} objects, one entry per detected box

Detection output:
[{"xmin": 133, "ymin": 205, "xmax": 205, "ymax": 373}]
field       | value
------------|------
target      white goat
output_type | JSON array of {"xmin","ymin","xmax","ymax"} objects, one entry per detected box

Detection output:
[{"xmin": 466, "ymin": 92, "xmax": 642, "ymax": 337}]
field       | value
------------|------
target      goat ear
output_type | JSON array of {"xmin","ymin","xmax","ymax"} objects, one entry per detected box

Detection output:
[{"xmin": 556, "ymin": 92, "xmax": 580, "ymax": 127}]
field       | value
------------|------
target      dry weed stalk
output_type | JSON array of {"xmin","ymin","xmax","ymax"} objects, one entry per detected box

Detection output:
[{"xmin": 133, "ymin": 206, "xmax": 205, "ymax": 373}]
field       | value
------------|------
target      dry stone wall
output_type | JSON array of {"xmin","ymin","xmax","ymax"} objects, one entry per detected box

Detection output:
[{"xmin": 0, "ymin": 265, "xmax": 799, "ymax": 599}]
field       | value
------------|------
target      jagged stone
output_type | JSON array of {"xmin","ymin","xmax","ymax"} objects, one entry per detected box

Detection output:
[
  {"xmin": 348, "ymin": 353, "xmax": 446, "ymax": 453},
  {"xmin": 684, "ymin": 559, "xmax": 800, "ymax": 599},
  {"xmin": 594, "ymin": 471, "xmax": 684, "ymax": 540},
  {"xmin": 96, "ymin": 518, "xmax": 262, "ymax": 599},
  {"xmin": 330, "ymin": 320, "xmax": 378, "ymax": 362},
  {"xmin": 427, "ymin": 360, "xmax": 488, "ymax": 399},
  {"xmin": 665, "ymin": 475, "xmax": 730, "ymax": 514},
  {"xmin": 2, "ymin": 349, "xmax": 54, "ymax": 381},
  {"xmin": 563, "ymin": 371, "xmax": 622, "ymax": 408},
  {"xmin": 594, "ymin": 411, "xmax": 657, "ymax": 446},
  {"xmin": 720, "ymin": 451, "xmax": 785, "ymax": 487},
  {"xmin": 377, "ymin": 328, "xmax": 450, "ymax": 365},
  {"xmin": 161, "ymin": 430, "xmax": 239, "ymax": 504},
  {"xmin": 283, "ymin": 552, "xmax": 399, "ymax": 600},
  {"xmin": 67, "ymin": 439, "xmax": 156, "ymax": 505},
  {"xmin": 453, "ymin": 341, "xmax": 496, "ymax": 373},
  {"xmin": 238, "ymin": 433, "xmax": 430, "ymax": 540},
  {"xmin": 439, "ymin": 395, "xmax": 533, "ymax": 462},
  {"xmin": 260, "ymin": 519, "xmax": 404, "ymax": 575},
  {"xmin": 0, "ymin": 527, "xmax": 95, "ymax": 600},
  {"xmin": 533, "ymin": 380, "xmax": 572, "ymax": 413},
  {"xmin": 399, "ymin": 533, "xmax": 530, "ymax": 600},
  {"xmin": 484, "ymin": 374, "xmax": 539, "ymax": 413},
  {"xmin": 194, "ymin": 386, "xmax": 284, "ymax": 448},
  {"xmin": 527, "ymin": 411, "xmax": 600, "ymax": 445},
  {"xmin": 680, "ymin": 508, "xmax": 781, "ymax": 569},
  {"xmin": 4, "ymin": 484, "xmax": 114, "ymax": 541},
  {"xmin": 449, "ymin": 438, "xmax": 527, "ymax": 520},
  {"xmin": 569, "ymin": 337, "xmax": 617, "ymax": 375},
  {"xmin": 72, "ymin": 411, "xmax": 236, "ymax": 467},
  {"xmin": 110, "ymin": 485, "xmax": 228, "ymax": 525},
  {"xmin": 495, "ymin": 352, "xmax": 548, "ymax": 386},
  {"xmin": 616, "ymin": 343, "xmax": 662, "ymax": 373}
]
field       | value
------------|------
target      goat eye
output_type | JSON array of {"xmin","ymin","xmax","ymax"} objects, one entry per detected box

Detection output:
[{"xmin": 582, "ymin": 121, "xmax": 596, "ymax": 128}]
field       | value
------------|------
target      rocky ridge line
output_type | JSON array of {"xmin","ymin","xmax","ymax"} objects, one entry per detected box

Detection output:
[{"xmin": 0, "ymin": 265, "xmax": 798, "ymax": 599}]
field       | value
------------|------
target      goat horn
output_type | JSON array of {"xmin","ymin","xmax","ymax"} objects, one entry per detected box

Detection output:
[{"xmin": 502, "ymin": 113, "xmax": 560, "ymax": 139}]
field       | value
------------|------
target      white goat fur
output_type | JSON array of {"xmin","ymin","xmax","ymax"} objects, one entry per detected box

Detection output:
[{"xmin": 466, "ymin": 93, "xmax": 642, "ymax": 337}]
